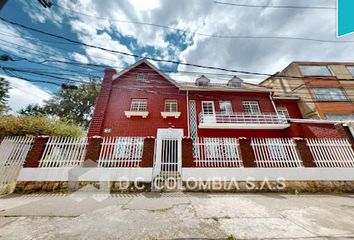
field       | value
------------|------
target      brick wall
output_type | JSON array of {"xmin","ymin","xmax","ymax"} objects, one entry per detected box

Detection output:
[
  {"xmin": 84, "ymin": 136, "xmax": 103, "ymax": 163},
  {"xmin": 100, "ymin": 63, "xmax": 188, "ymax": 137},
  {"xmin": 23, "ymin": 136, "xmax": 49, "ymax": 168},
  {"xmin": 87, "ymin": 68, "xmax": 116, "ymax": 137}
]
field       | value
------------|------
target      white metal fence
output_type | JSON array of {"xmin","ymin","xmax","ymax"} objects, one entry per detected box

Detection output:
[
  {"xmin": 194, "ymin": 138, "xmax": 242, "ymax": 167},
  {"xmin": 251, "ymin": 138, "xmax": 303, "ymax": 168},
  {"xmin": 307, "ymin": 138, "xmax": 354, "ymax": 168},
  {"xmin": 0, "ymin": 136, "xmax": 34, "ymax": 194},
  {"xmin": 39, "ymin": 137, "xmax": 87, "ymax": 167},
  {"xmin": 98, "ymin": 137, "xmax": 144, "ymax": 167}
]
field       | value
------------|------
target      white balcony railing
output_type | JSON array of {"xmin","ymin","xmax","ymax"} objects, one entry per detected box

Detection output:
[{"xmin": 199, "ymin": 112, "xmax": 290, "ymax": 129}]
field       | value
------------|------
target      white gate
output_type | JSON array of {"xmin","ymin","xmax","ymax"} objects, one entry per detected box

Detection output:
[
  {"xmin": 0, "ymin": 136, "xmax": 34, "ymax": 194},
  {"xmin": 152, "ymin": 129, "xmax": 183, "ymax": 191}
]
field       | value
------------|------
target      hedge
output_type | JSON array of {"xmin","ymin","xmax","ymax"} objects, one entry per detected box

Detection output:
[{"xmin": 0, "ymin": 115, "xmax": 84, "ymax": 137}]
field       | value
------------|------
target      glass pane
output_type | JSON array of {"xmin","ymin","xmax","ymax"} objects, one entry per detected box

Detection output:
[
  {"xmin": 347, "ymin": 66, "xmax": 354, "ymax": 76},
  {"xmin": 326, "ymin": 114, "xmax": 354, "ymax": 121},
  {"xmin": 312, "ymin": 88, "xmax": 347, "ymax": 101},
  {"xmin": 243, "ymin": 101, "xmax": 261, "ymax": 114},
  {"xmin": 202, "ymin": 102, "xmax": 214, "ymax": 114},
  {"xmin": 219, "ymin": 101, "xmax": 233, "ymax": 114},
  {"xmin": 299, "ymin": 65, "xmax": 332, "ymax": 76}
]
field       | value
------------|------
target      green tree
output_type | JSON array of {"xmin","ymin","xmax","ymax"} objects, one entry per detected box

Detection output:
[
  {"xmin": 19, "ymin": 78, "xmax": 100, "ymax": 128},
  {"xmin": 0, "ymin": 115, "xmax": 84, "ymax": 137},
  {"xmin": 0, "ymin": 77, "xmax": 10, "ymax": 113},
  {"xmin": 18, "ymin": 103, "xmax": 46, "ymax": 116}
]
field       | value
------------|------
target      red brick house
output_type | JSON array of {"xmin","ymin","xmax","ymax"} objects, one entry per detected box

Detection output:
[
  {"xmin": 88, "ymin": 59, "xmax": 344, "ymax": 140},
  {"xmin": 7, "ymin": 59, "xmax": 354, "ymax": 193}
]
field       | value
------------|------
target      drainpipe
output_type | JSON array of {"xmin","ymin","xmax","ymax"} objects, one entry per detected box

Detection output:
[
  {"xmin": 186, "ymin": 90, "xmax": 190, "ymax": 138},
  {"xmin": 269, "ymin": 92, "xmax": 278, "ymax": 113}
]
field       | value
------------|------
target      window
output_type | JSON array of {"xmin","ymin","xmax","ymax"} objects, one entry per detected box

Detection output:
[
  {"xmin": 326, "ymin": 114, "xmax": 354, "ymax": 121},
  {"xmin": 312, "ymin": 88, "xmax": 348, "ymax": 101},
  {"xmin": 299, "ymin": 65, "xmax": 333, "ymax": 76},
  {"xmin": 346, "ymin": 66, "xmax": 354, "ymax": 76},
  {"xmin": 136, "ymin": 72, "xmax": 149, "ymax": 82},
  {"xmin": 164, "ymin": 100, "xmax": 178, "ymax": 112},
  {"xmin": 243, "ymin": 101, "xmax": 261, "ymax": 115},
  {"xmin": 130, "ymin": 99, "xmax": 147, "ymax": 112},
  {"xmin": 202, "ymin": 101, "xmax": 215, "ymax": 115},
  {"xmin": 219, "ymin": 101, "xmax": 233, "ymax": 114},
  {"xmin": 277, "ymin": 107, "xmax": 290, "ymax": 119}
]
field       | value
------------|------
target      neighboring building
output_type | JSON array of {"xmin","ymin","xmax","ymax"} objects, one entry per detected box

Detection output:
[
  {"xmin": 88, "ymin": 59, "xmax": 343, "ymax": 140},
  {"xmin": 260, "ymin": 61, "xmax": 354, "ymax": 121}
]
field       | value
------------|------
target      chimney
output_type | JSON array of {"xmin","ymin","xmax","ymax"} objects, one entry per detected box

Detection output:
[{"xmin": 87, "ymin": 68, "xmax": 117, "ymax": 137}]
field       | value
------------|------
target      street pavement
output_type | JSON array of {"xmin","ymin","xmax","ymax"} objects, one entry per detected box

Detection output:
[{"xmin": 0, "ymin": 192, "xmax": 354, "ymax": 239}]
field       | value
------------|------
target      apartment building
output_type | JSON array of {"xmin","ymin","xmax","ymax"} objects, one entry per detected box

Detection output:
[{"xmin": 260, "ymin": 62, "xmax": 354, "ymax": 121}]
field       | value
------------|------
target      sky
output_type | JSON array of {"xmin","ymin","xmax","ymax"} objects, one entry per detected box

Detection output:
[{"xmin": 0, "ymin": 0, "xmax": 354, "ymax": 113}]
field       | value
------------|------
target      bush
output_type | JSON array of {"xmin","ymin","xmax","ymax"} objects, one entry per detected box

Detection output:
[{"xmin": 0, "ymin": 115, "xmax": 85, "ymax": 137}]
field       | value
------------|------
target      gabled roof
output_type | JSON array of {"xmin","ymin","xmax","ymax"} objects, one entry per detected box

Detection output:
[
  {"xmin": 112, "ymin": 58, "xmax": 178, "ymax": 86},
  {"xmin": 112, "ymin": 58, "xmax": 272, "ymax": 93}
]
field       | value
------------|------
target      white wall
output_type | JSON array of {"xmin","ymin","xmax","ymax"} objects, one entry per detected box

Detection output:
[{"xmin": 17, "ymin": 167, "xmax": 354, "ymax": 182}]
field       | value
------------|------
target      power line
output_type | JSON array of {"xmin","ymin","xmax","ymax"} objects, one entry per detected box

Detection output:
[
  {"xmin": 214, "ymin": 1, "xmax": 335, "ymax": 10},
  {"xmin": 2, "ymin": 16, "xmax": 353, "ymax": 82},
  {"xmin": 52, "ymin": 2, "xmax": 348, "ymax": 44}
]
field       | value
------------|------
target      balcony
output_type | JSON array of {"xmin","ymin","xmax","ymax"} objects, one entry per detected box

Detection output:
[{"xmin": 198, "ymin": 112, "xmax": 290, "ymax": 129}]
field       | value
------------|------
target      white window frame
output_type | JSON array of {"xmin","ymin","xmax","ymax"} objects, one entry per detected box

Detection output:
[
  {"xmin": 299, "ymin": 65, "xmax": 333, "ymax": 76},
  {"xmin": 243, "ymin": 101, "xmax": 261, "ymax": 115},
  {"xmin": 136, "ymin": 72, "xmax": 149, "ymax": 82},
  {"xmin": 164, "ymin": 100, "xmax": 178, "ymax": 112},
  {"xmin": 219, "ymin": 101, "xmax": 233, "ymax": 114},
  {"xmin": 202, "ymin": 101, "xmax": 215, "ymax": 115},
  {"xmin": 277, "ymin": 107, "xmax": 290, "ymax": 119},
  {"xmin": 130, "ymin": 99, "xmax": 147, "ymax": 112},
  {"xmin": 312, "ymin": 88, "xmax": 348, "ymax": 101}
]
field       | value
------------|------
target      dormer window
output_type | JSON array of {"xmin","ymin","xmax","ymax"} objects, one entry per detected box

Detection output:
[
  {"xmin": 195, "ymin": 75, "xmax": 210, "ymax": 86},
  {"xmin": 137, "ymin": 72, "xmax": 149, "ymax": 82},
  {"xmin": 227, "ymin": 76, "xmax": 243, "ymax": 87}
]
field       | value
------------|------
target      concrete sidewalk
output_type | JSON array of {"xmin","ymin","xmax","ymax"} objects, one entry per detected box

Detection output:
[{"xmin": 0, "ymin": 193, "xmax": 354, "ymax": 239}]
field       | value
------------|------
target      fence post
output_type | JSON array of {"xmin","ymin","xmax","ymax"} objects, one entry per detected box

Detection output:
[
  {"xmin": 140, "ymin": 137, "xmax": 155, "ymax": 167},
  {"xmin": 84, "ymin": 136, "xmax": 103, "ymax": 164},
  {"xmin": 294, "ymin": 138, "xmax": 316, "ymax": 167},
  {"xmin": 23, "ymin": 136, "xmax": 49, "ymax": 168},
  {"xmin": 182, "ymin": 138, "xmax": 195, "ymax": 167},
  {"xmin": 239, "ymin": 138, "xmax": 256, "ymax": 167}
]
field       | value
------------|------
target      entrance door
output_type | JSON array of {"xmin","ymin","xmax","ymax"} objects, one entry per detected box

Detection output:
[
  {"xmin": 202, "ymin": 101, "xmax": 216, "ymax": 123},
  {"xmin": 152, "ymin": 129, "xmax": 183, "ymax": 191}
]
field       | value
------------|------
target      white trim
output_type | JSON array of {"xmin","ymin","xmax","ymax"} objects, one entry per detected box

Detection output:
[
  {"xmin": 289, "ymin": 118, "xmax": 341, "ymax": 124},
  {"xmin": 199, "ymin": 123, "xmax": 290, "ymax": 129},
  {"xmin": 124, "ymin": 111, "xmax": 149, "ymax": 118},
  {"xmin": 161, "ymin": 112, "xmax": 181, "ymax": 119},
  {"xmin": 181, "ymin": 168, "xmax": 354, "ymax": 181},
  {"xmin": 17, "ymin": 168, "xmax": 153, "ymax": 182},
  {"xmin": 177, "ymin": 85, "xmax": 272, "ymax": 93}
]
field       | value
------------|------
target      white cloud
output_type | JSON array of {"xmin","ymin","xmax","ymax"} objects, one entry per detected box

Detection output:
[
  {"xmin": 20, "ymin": 0, "xmax": 354, "ymax": 83},
  {"xmin": 128, "ymin": 0, "xmax": 161, "ymax": 11},
  {"xmin": 2, "ymin": 76, "xmax": 52, "ymax": 114},
  {"xmin": 71, "ymin": 52, "xmax": 89, "ymax": 64}
]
